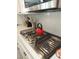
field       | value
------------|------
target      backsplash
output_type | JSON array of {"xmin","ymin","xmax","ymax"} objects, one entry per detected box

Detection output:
[
  {"xmin": 17, "ymin": 11, "xmax": 61, "ymax": 36},
  {"xmin": 27, "ymin": 12, "xmax": 61, "ymax": 36}
]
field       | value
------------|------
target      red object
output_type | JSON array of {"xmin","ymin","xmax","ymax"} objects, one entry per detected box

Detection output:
[{"xmin": 35, "ymin": 28, "xmax": 44, "ymax": 36}]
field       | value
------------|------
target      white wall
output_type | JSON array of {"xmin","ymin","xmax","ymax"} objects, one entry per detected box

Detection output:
[
  {"xmin": 28, "ymin": 11, "xmax": 61, "ymax": 36},
  {"xmin": 17, "ymin": 11, "xmax": 61, "ymax": 36},
  {"xmin": 17, "ymin": 15, "xmax": 26, "ymax": 25}
]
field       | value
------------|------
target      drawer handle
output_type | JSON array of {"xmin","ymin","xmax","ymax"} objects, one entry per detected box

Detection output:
[{"xmin": 24, "ymin": 52, "xmax": 27, "ymax": 56}]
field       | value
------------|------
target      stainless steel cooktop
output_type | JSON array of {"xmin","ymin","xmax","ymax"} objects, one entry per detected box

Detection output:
[{"xmin": 20, "ymin": 29, "xmax": 61, "ymax": 59}]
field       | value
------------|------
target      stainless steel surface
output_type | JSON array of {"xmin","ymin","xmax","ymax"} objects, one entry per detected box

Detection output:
[
  {"xmin": 20, "ymin": 29, "xmax": 61, "ymax": 59},
  {"xmin": 24, "ymin": 0, "xmax": 52, "ymax": 8},
  {"xmin": 37, "ymin": 36, "xmax": 60, "ymax": 58},
  {"xmin": 24, "ymin": 0, "xmax": 60, "ymax": 11}
]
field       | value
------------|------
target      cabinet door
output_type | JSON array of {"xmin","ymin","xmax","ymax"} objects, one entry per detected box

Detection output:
[
  {"xmin": 17, "ymin": 43, "xmax": 29, "ymax": 59},
  {"xmin": 17, "ymin": 41, "xmax": 33, "ymax": 59},
  {"xmin": 17, "ymin": 0, "xmax": 21, "ymax": 13},
  {"xmin": 17, "ymin": 0, "xmax": 26, "ymax": 14},
  {"xmin": 17, "ymin": 47, "xmax": 23, "ymax": 59}
]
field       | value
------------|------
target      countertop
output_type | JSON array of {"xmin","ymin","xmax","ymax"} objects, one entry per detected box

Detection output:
[{"xmin": 17, "ymin": 25, "xmax": 57, "ymax": 59}]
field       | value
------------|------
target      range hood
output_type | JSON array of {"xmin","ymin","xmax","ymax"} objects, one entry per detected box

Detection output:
[{"xmin": 25, "ymin": 0, "xmax": 61, "ymax": 12}]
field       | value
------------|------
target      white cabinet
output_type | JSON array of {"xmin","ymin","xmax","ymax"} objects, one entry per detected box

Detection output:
[
  {"xmin": 17, "ymin": 42, "xmax": 33, "ymax": 59},
  {"xmin": 17, "ymin": 0, "xmax": 21, "ymax": 13},
  {"xmin": 17, "ymin": 0, "xmax": 26, "ymax": 14},
  {"xmin": 17, "ymin": 43, "xmax": 29, "ymax": 59}
]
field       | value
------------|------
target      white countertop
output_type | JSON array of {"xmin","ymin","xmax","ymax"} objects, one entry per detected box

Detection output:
[{"xmin": 17, "ymin": 25, "xmax": 57, "ymax": 59}]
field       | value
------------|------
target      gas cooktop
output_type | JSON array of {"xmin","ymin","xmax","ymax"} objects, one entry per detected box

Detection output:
[{"xmin": 20, "ymin": 29, "xmax": 61, "ymax": 59}]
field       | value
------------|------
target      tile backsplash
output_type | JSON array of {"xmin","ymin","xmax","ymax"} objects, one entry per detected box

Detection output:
[
  {"xmin": 28, "ymin": 12, "xmax": 61, "ymax": 36},
  {"xmin": 17, "ymin": 11, "xmax": 61, "ymax": 36}
]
